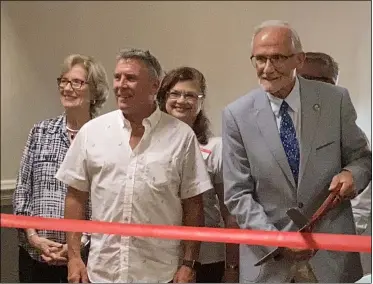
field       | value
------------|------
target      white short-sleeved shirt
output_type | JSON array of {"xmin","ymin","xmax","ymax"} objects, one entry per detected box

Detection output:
[
  {"xmin": 55, "ymin": 108, "xmax": 212, "ymax": 283},
  {"xmin": 198, "ymin": 137, "xmax": 226, "ymax": 264},
  {"xmin": 351, "ymin": 182, "xmax": 372, "ymax": 234}
]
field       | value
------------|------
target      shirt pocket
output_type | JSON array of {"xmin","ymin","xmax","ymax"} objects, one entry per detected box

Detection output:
[
  {"xmin": 144, "ymin": 153, "xmax": 179, "ymax": 189},
  {"xmin": 315, "ymin": 140, "xmax": 336, "ymax": 151}
]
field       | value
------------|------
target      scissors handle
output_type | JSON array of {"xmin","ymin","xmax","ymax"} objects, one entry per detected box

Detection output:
[{"xmin": 301, "ymin": 189, "xmax": 341, "ymax": 232}]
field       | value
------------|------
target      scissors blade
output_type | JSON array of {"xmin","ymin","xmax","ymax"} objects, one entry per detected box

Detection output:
[
  {"xmin": 286, "ymin": 208, "xmax": 310, "ymax": 230},
  {"xmin": 254, "ymin": 247, "xmax": 284, "ymax": 266}
]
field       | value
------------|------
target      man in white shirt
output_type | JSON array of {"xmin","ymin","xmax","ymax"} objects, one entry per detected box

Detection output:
[{"xmin": 56, "ymin": 48, "xmax": 213, "ymax": 283}]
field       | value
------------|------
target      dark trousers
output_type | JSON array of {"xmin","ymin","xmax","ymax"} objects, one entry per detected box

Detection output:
[
  {"xmin": 18, "ymin": 246, "xmax": 68, "ymax": 283},
  {"xmin": 196, "ymin": 261, "xmax": 225, "ymax": 283}
]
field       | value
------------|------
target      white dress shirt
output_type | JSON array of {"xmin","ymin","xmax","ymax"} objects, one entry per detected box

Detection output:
[
  {"xmin": 266, "ymin": 77, "xmax": 301, "ymax": 140},
  {"xmin": 56, "ymin": 108, "xmax": 212, "ymax": 283},
  {"xmin": 351, "ymin": 182, "xmax": 372, "ymax": 234},
  {"xmin": 199, "ymin": 137, "xmax": 225, "ymax": 265}
]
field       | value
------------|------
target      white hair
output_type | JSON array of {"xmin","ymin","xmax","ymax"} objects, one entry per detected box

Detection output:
[{"xmin": 251, "ymin": 20, "xmax": 303, "ymax": 53}]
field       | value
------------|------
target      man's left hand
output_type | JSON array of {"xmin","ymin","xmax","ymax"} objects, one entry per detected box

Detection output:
[
  {"xmin": 329, "ymin": 170, "xmax": 356, "ymax": 199},
  {"xmin": 173, "ymin": 265, "xmax": 196, "ymax": 283}
]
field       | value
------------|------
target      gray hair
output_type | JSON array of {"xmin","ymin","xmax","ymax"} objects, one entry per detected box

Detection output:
[
  {"xmin": 116, "ymin": 48, "xmax": 163, "ymax": 80},
  {"xmin": 304, "ymin": 52, "xmax": 339, "ymax": 83},
  {"xmin": 251, "ymin": 20, "xmax": 303, "ymax": 53},
  {"xmin": 60, "ymin": 54, "xmax": 110, "ymax": 118}
]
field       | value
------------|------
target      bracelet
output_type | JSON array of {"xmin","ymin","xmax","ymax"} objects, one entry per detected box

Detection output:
[
  {"xmin": 226, "ymin": 264, "xmax": 239, "ymax": 270},
  {"xmin": 27, "ymin": 232, "xmax": 38, "ymax": 238}
]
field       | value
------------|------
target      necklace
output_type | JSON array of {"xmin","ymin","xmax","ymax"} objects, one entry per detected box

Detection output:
[
  {"xmin": 66, "ymin": 125, "xmax": 79, "ymax": 133},
  {"xmin": 66, "ymin": 126, "xmax": 79, "ymax": 140}
]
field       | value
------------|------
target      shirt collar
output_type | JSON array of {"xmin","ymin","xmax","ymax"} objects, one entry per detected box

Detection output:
[
  {"xmin": 266, "ymin": 76, "xmax": 300, "ymax": 117},
  {"xmin": 118, "ymin": 104, "xmax": 162, "ymax": 130}
]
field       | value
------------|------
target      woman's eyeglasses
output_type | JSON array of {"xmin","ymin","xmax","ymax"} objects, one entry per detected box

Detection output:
[
  {"xmin": 57, "ymin": 77, "xmax": 88, "ymax": 90},
  {"xmin": 167, "ymin": 90, "xmax": 204, "ymax": 102}
]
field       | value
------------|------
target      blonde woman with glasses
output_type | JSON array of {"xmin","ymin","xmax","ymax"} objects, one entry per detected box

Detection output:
[{"xmin": 13, "ymin": 54, "xmax": 110, "ymax": 283}]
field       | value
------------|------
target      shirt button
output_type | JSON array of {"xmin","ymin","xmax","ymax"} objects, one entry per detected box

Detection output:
[{"xmin": 298, "ymin": 202, "xmax": 304, "ymax": 208}]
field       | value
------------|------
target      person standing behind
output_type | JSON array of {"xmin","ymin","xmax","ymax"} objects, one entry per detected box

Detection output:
[
  {"xmin": 56, "ymin": 49, "xmax": 212, "ymax": 283},
  {"xmin": 297, "ymin": 51, "xmax": 339, "ymax": 85},
  {"xmin": 297, "ymin": 51, "xmax": 372, "ymax": 236},
  {"xmin": 157, "ymin": 66, "xmax": 240, "ymax": 283},
  {"xmin": 297, "ymin": 51, "xmax": 372, "ymax": 278},
  {"xmin": 13, "ymin": 54, "xmax": 110, "ymax": 283},
  {"xmin": 222, "ymin": 20, "xmax": 371, "ymax": 282}
]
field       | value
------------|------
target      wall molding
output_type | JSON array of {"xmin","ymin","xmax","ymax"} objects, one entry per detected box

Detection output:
[{"xmin": 1, "ymin": 179, "xmax": 16, "ymax": 206}]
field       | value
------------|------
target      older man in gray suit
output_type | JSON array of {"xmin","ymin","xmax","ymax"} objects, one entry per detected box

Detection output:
[{"xmin": 222, "ymin": 20, "xmax": 371, "ymax": 283}]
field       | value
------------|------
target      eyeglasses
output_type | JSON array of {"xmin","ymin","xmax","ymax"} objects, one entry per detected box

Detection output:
[
  {"xmin": 250, "ymin": 54, "xmax": 295, "ymax": 68},
  {"xmin": 57, "ymin": 77, "xmax": 88, "ymax": 90},
  {"xmin": 167, "ymin": 90, "xmax": 205, "ymax": 102}
]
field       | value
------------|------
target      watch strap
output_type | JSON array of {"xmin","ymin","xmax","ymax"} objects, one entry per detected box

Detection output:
[{"xmin": 182, "ymin": 259, "xmax": 201, "ymax": 270}]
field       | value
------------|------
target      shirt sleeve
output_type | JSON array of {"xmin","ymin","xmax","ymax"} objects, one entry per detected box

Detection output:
[
  {"xmin": 222, "ymin": 106, "xmax": 278, "ymax": 233},
  {"xmin": 351, "ymin": 182, "xmax": 372, "ymax": 234},
  {"xmin": 340, "ymin": 89, "xmax": 372, "ymax": 192},
  {"xmin": 13, "ymin": 126, "xmax": 36, "ymax": 216},
  {"xmin": 180, "ymin": 133, "xmax": 213, "ymax": 200},
  {"xmin": 211, "ymin": 138, "xmax": 223, "ymax": 185},
  {"xmin": 55, "ymin": 126, "xmax": 90, "ymax": 192}
]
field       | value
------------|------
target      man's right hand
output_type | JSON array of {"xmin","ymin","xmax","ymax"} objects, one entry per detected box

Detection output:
[
  {"xmin": 282, "ymin": 247, "xmax": 315, "ymax": 261},
  {"xmin": 28, "ymin": 235, "xmax": 67, "ymax": 263},
  {"xmin": 68, "ymin": 257, "xmax": 89, "ymax": 283}
]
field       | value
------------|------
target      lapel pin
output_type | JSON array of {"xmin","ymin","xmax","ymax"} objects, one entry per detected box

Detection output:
[{"xmin": 313, "ymin": 104, "xmax": 320, "ymax": 111}]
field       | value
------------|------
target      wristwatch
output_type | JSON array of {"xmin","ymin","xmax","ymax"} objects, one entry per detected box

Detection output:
[{"xmin": 181, "ymin": 259, "xmax": 202, "ymax": 271}]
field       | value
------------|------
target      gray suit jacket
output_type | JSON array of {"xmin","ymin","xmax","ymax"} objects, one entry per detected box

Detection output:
[{"xmin": 222, "ymin": 76, "xmax": 371, "ymax": 283}]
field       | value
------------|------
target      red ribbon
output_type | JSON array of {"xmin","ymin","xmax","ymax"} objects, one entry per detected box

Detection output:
[{"xmin": 1, "ymin": 213, "xmax": 370, "ymax": 253}]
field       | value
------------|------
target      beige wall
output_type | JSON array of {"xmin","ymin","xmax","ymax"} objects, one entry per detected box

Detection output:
[{"xmin": 1, "ymin": 1, "xmax": 371, "ymax": 180}]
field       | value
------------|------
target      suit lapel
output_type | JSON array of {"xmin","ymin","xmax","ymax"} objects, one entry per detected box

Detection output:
[
  {"xmin": 298, "ymin": 77, "xmax": 321, "ymax": 186},
  {"xmin": 254, "ymin": 92, "xmax": 296, "ymax": 188}
]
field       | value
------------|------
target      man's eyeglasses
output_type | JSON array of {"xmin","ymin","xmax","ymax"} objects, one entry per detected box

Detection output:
[
  {"xmin": 167, "ymin": 90, "xmax": 205, "ymax": 102},
  {"xmin": 250, "ymin": 54, "xmax": 295, "ymax": 68},
  {"xmin": 57, "ymin": 77, "xmax": 88, "ymax": 90}
]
